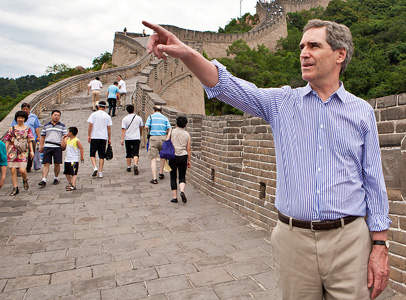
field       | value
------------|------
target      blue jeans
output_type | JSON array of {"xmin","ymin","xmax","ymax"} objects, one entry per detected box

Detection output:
[{"xmin": 108, "ymin": 98, "xmax": 117, "ymax": 116}]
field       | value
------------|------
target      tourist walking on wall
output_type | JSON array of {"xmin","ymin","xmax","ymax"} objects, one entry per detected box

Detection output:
[
  {"xmin": 61, "ymin": 127, "xmax": 84, "ymax": 191},
  {"xmin": 143, "ymin": 19, "xmax": 391, "ymax": 299},
  {"xmin": 145, "ymin": 105, "xmax": 171, "ymax": 184},
  {"xmin": 106, "ymin": 81, "xmax": 120, "ymax": 117},
  {"xmin": 38, "ymin": 110, "xmax": 67, "ymax": 187},
  {"xmin": 87, "ymin": 77, "xmax": 103, "ymax": 111},
  {"xmin": 87, "ymin": 101, "xmax": 112, "ymax": 178},
  {"xmin": 4, "ymin": 111, "xmax": 35, "ymax": 195},
  {"xmin": 118, "ymin": 75, "xmax": 127, "ymax": 109},
  {"xmin": 10, "ymin": 103, "xmax": 41, "ymax": 172},
  {"xmin": 0, "ymin": 140, "xmax": 7, "ymax": 189},
  {"xmin": 121, "ymin": 104, "xmax": 143, "ymax": 175},
  {"xmin": 168, "ymin": 116, "xmax": 191, "ymax": 204}
]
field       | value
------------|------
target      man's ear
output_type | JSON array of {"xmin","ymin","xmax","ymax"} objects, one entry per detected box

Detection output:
[{"xmin": 337, "ymin": 48, "xmax": 347, "ymax": 64}]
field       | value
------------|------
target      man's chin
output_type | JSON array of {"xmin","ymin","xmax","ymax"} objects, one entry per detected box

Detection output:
[{"xmin": 301, "ymin": 74, "xmax": 312, "ymax": 82}]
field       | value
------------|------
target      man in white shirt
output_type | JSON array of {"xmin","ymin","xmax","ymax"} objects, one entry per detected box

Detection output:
[
  {"xmin": 87, "ymin": 101, "xmax": 112, "ymax": 178},
  {"xmin": 118, "ymin": 75, "xmax": 127, "ymax": 109},
  {"xmin": 87, "ymin": 77, "xmax": 103, "ymax": 111},
  {"xmin": 121, "ymin": 104, "xmax": 143, "ymax": 175}
]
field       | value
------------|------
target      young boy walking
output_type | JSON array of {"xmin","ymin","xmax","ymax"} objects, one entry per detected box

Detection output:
[{"xmin": 62, "ymin": 127, "xmax": 84, "ymax": 191}]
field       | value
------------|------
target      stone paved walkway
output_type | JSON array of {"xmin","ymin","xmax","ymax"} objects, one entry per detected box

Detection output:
[{"xmin": 0, "ymin": 77, "xmax": 404, "ymax": 299}]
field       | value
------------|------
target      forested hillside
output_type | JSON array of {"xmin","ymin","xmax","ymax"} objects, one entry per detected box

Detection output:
[
  {"xmin": 0, "ymin": 52, "xmax": 112, "ymax": 121},
  {"xmin": 206, "ymin": 0, "xmax": 406, "ymax": 115}
]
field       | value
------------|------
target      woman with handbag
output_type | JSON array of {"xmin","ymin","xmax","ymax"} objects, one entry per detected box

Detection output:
[
  {"xmin": 168, "ymin": 116, "xmax": 191, "ymax": 203},
  {"xmin": 4, "ymin": 111, "xmax": 34, "ymax": 196}
]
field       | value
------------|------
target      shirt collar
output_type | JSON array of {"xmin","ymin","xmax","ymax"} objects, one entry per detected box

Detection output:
[
  {"xmin": 303, "ymin": 81, "xmax": 348, "ymax": 103},
  {"xmin": 47, "ymin": 121, "xmax": 62, "ymax": 126}
]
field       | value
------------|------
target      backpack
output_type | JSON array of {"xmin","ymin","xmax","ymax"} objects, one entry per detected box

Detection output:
[{"xmin": 12, "ymin": 126, "xmax": 29, "ymax": 153}]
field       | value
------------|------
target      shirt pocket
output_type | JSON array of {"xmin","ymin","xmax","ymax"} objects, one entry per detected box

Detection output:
[
  {"xmin": 333, "ymin": 127, "xmax": 363, "ymax": 181},
  {"xmin": 333, "ymin": 128, "xmax": 362, "ymax": 157}
]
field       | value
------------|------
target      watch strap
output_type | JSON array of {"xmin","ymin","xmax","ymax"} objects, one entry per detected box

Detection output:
[
  {"xmin": 373, "ymin": 240, "xmax": 389, "ymax": 249},
  {"xmin": 373, "ymin": 240, "xmax": 386, "ymax": 246}
]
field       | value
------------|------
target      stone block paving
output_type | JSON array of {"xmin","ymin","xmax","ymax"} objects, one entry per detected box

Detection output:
[{"xmin": 0, "ymin": 77, "xmax": 404, "ymax": 299}]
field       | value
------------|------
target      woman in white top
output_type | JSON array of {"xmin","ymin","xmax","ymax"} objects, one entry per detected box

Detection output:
[{"xmin": 168, "ymin": 116, "xmax": 191, "ymax": 203}]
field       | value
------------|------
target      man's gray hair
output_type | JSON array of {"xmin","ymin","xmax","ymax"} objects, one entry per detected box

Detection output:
[{"xmin": 304, "ymin": 19, "xmax": 354, "ymax": 75}]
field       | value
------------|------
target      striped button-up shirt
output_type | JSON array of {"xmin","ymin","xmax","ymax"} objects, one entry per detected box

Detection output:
[
  {"xmin": 41, "ymin": 121, "xmax": 67, "ymax": 148},
  {"xmin": 204, "ymin": 60, "xmax": 391, "ymax": 232},
  {"xmin": 145, "ymin": 112, "xmax": 171, "ymax": 136}
]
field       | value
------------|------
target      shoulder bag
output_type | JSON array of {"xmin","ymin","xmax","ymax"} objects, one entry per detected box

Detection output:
[
  {"xmin": 12, "ymin": 126, "xmax": 29, "ymax": 153},
  {"xmin": 159, "ymin": 130, "xmax": 175, "ymax": 160}
]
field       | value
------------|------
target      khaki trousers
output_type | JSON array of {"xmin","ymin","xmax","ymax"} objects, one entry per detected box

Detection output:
[
  {"xmin": 120, "ymin": 93, "xmax": 127, "ymax": 107},
  {"xmin": 271, "ymin": 217, "xmax": 371, "ymax": 300},
  {"xmin": 91, "ymin": 90, "xmax": 100, "ymax": 109}
]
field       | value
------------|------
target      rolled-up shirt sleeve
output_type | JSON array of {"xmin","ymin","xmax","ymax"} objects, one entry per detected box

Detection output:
[{"xmin": 202, "ymin": 60, "xmax": 286, "ymax": 128}]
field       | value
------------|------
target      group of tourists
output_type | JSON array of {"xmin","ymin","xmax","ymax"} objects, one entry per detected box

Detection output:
[
  {"xmin": 0, "ymin": 83, "xmax": 192, "ymax": 204},
  {"xmin": 86, "ymin": 74, "xmax": 191, "ymax": 203},
  {"xmin": 0, "ymin": 106, "xmax": 83, "ymax": 195},
  {"xmin": 87, "ymin": 75, "xmax": 127, "ymax": 113},
  {"xmin": 144, "ymin": 105, "xmax": 191, "ymax": 203}
]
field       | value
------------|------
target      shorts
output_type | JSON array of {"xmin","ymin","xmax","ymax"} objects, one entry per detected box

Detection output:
[
  {"xmin": 90, "ymin": 139, "xmax": 107, "ymax": 159},
  {"xmin": 63, "ymin": 162, "xmax": 79, "ymax": 175},
  {"xmin": 147, "ymin": 135, "xmax": 166, "ymax": 159},
  {"xmin": 42, "ymin": 147, "xmax": 63, "ymax": 164},
  {"xmin": 125, "ymin": 140, "xmax": 140, "ymax": 158}
]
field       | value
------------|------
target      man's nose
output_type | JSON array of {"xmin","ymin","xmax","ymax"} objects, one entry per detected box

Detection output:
[{"xmin": 300, "ymin": 48, "xmax": 310, "ymax": 59}]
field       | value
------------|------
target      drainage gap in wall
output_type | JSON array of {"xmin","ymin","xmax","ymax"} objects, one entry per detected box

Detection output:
[
  {"xmin": 211, "ymin": 169, "xmax": 215, "ymax": 181},
  {"xmin": 259, "ymin": 182, "xmax": 266, "ymax": 199}
]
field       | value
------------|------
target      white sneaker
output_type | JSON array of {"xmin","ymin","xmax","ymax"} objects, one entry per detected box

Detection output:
[
  {"xmin": 98, "ymin": 172, "xmax": 103, "ymax": 178},
  {"xmin": 92, "ymin": 169, "xmax": 98, "ymax": 177}
]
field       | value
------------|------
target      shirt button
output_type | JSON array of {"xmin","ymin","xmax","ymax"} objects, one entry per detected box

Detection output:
[
  {"xmin": 320, "ymin": 124, "xmax": 324, "ymax": 129},
  {"xmin": 319, "ymin": 145, "xmax": 322, "ymax": 150},
  {"xmin": 317, "ymin": 190, "xmax": 320, "ymax": 194},
  {"xmin": 318, "ymin": 167, "xmax": 321, "ymax": 172}
]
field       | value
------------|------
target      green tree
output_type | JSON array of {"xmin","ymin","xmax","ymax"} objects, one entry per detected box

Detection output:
[
  {"xmin": 218, "ymin": 13, "xmax": 259, "ymax": 34},
  {"xmin": 92, "ymin": 51, "xmax": 113, "ymax": 70},
  {"xmin": 45, "ymin": 63, "xmax": 72, "ymax": 74}
]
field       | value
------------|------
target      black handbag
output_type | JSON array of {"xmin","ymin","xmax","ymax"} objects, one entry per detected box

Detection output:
[{"xmin": 105, "ymin": 144, "xmax": 113, "ymax": 160}]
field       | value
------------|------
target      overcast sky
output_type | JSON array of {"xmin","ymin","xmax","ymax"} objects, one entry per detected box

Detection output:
[{"xmin": 0, "ymin": 0, "xmax": 258, "ymax": 79}]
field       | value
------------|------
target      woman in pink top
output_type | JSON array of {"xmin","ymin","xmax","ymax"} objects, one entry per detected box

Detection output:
[{"xmin": 4, "ymin": 111, "xmax": 34, "ymax": 195}]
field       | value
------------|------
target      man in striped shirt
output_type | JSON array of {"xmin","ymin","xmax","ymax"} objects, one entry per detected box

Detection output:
[
  {"xmin": 145, "ymin": 106, "xmax": 171, "ymax": 184},
  {"xmin": 143, "ymin": 19, "xmax": 391, "ymax": 299},
  {"xmin": 38, "ymin": 110, "xmax": 67, "ymax": 187}
]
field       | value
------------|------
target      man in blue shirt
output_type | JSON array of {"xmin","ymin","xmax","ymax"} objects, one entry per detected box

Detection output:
[
  {"xmin": 106, "ymin": 81, "xmax": 120, "ymax": 117},
  {"xmin": 145, "ymin": 106, "xmax": 171, "ymax": 184},
  {"xmin": 143, "ymin": 19, "xmax": 391, "ymax": 299},
  {"xmin": 11, "ymin": 103, "xmax": 41, "ymax": 172}
]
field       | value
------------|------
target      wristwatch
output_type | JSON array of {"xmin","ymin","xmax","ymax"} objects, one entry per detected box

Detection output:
[{"xmin": 373, "ymin": 240, "xmax": 390, "ymax": 249}]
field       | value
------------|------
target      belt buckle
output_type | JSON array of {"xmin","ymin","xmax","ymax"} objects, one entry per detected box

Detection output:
[{"xmin": 310, "ymin": 220, "xmax": 322, "ymax": 232}]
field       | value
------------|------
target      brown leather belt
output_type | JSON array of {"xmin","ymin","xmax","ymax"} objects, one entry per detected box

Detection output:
[{"xmin": 278, "ymin": 212, "xmax": 359, "ymax": 231}]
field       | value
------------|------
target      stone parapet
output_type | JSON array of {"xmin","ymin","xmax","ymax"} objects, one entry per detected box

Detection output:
[
  {"xmin": 0, "ymin": 53, "xmax": 154, "ymax": 138},
  {"xmin": 161, "ymin": 16, "xmax": 287, "ymax": 58},
  {"xmin": 112, "ymin": 33, "xmax": 147, "ymax": 66}
]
